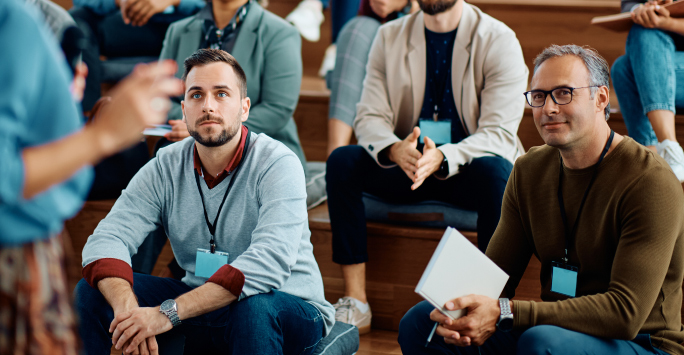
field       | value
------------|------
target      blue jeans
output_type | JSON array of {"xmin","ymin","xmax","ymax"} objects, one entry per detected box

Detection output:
[
  {"xmin": 612, "ymin": 25, "xmax": 684, "ymax": 146},
  {"xmin": 398, "ymin": 301, "xmax": 671, "ymax": 355},
  {"xmin": 74, "ymin": 274, "xmax": 325, "ymax": 355},
  {"xmin": 326, "ymin": 145, "xmax": 513, "ymax": 264}
]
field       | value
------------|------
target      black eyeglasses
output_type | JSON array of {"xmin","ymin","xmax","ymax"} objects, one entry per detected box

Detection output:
[{"xmin": 523, "ymin": 86, "xmax": 600, "ymax": 107}]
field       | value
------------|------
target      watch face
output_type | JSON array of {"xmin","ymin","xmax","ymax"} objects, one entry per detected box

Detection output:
[
  {"xmin": 497, "ymin": 317, "xmax": 514, "ymax": 332},
  {"xmin": 160, "ymin": 299, "xmax": 175, "ymax": 312}
]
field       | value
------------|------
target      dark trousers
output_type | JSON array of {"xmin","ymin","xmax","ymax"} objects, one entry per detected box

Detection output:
[
  {"xmin": 69, "ymin": 7, "xmax": 169, "ymax": 111},
  {"xmin": 326, "ymin": 146, "xmax": 512, "ymax": 265},
  {"xmin": 398, "ymin": 301, "xmax": 670, "ymax": 355},
  {"xmin": 74, "ymin": 274, "xmax": 326, "ymax": 355}
]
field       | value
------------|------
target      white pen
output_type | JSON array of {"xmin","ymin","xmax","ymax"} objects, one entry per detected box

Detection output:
[{"xmin": 425, "ymin": 322, "xmax": 439, "ymax": 347}]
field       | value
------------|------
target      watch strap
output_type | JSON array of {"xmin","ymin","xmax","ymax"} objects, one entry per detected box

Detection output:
[{"xmin": 499, "ymin": 298, "xmax": 512, "ymax": 317}]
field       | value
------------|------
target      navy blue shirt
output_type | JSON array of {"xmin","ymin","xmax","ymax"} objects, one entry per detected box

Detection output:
[{"xmin": 419, "ymin": 28, "xmax": 467, "ymax": 145}]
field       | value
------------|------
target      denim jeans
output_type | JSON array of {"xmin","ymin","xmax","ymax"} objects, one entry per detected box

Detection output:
[
  {"xmin": 74, "ymin": 274, "xmax": 325, "ymax": 355},
  {"xmin": 398, "ymin": 301, "xmax": 671, "ymax": 355},
  {"xmin": 612, "ymin": 25, "xmax": 684, "ymax": 146},
  {"xmin": 326, "ymin": 145, "xmax": 513, "ymax": 264}
]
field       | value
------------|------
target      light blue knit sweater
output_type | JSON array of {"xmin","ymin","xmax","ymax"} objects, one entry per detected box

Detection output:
[{"xmin": 82, "ymin": 132, "xmax": 335, "ymax": 334}]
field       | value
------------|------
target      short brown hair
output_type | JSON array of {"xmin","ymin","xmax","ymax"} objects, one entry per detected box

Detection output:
[{"xmin": 182, "ymin": 48, "xmax": 247, "ymax": 99}]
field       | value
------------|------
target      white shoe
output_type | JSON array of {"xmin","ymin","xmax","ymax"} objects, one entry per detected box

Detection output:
[
  {"xmin": 656, "ymin": 139, "xmax": 684, "ymax": 182},
  {"xmin": 333, "ymin": 296, "xmax": 372, "ymax": 334},
  {"xmin": 286, "ymin": 0, "xmax": 324, "ymax": 42},
  {"xmin": 318, "ymin": 44, "xmax": 336, "ymax": 78}
]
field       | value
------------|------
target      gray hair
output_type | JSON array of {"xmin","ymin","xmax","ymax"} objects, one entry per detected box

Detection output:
[{"xmin": 533, "ymin": 44, "xmax": 610, "ymax": 120}]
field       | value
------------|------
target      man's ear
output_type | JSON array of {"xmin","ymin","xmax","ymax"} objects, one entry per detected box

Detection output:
[
  {"xmin": 597, "ymin": 85, "xmax": 610, "ymax": 115},
  {"xmin": 241, "ymin": 97, "xmax": 251, "ymax": 123},
  {"xmin": 181, "ymin": 100, "xmax": 186, "ymax": 122}
]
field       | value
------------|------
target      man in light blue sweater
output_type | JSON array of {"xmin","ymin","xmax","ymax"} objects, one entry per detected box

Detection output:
[{"xmin": 76, "ymin": 48, "xmax": 335, "ymax": 355}]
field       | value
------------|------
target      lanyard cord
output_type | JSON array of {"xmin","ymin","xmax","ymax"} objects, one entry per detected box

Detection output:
[
  {"xmin": 557, "ymin": 130, "xmax": 614, "ymax": 263},
  {"xmin": 194, "ymin": 128, "xmax": 251, "ymax": 253}
]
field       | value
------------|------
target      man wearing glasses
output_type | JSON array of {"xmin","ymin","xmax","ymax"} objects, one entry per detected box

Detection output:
[{"xmin": 399, "ymin": 44, "xmax": 684, "ymax": 355}]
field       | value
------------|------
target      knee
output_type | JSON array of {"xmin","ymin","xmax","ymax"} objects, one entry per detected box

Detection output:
[
  {"xmin": 398, "ymin": 301, "xmax": 435, "ymax": 348},
  {"xmin": 326, "ymin": 145, "xmax": 368, "ymax": 186},
  {"xmin": 611, "ymin": 55, "xmax": 630, "ymax": 85},
  {"xmin": 517, "ymin": 325, "xmax": 572, "ymax": 355},
  {"xmin": 468, "ymin": 156, "xmax": 512, "ymax": 191}
]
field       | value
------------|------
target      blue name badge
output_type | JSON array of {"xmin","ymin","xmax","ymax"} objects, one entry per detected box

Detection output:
[
  {"xmin": 195, "ymin": 248, "xmax": 229, "ymax": 278},
  {"xmin": 551, "ymin": 261, "xmax": 578, "ymax": 297},
  {"xmin": 419, "ymin": 119, "xmax": 451, "ymax": 145}
]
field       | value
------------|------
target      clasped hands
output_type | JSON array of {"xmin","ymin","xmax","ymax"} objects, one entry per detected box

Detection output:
[
  {"xmin": 430, "ymin": 294, "xmax": 501, "ymax": 347},
  {"xmin": 388, "ymin": 127, "xmax": 445, "ymax": 190},
  {"xmin": 632, "ymin": 0, "xmax": 674, "ymax": 29},
  {"xmin": 110, "ymin": 305, "xmax": 173, "ymax": 355}
]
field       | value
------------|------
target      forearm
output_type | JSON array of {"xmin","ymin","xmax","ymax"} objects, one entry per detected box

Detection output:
[
  {"xmin": 98, "ymin": 277, "xmax": 139, "ymax": 314},
  {"xmin": 175, "ymin": 282, "xmax": 237, "ymax": 320},
  {"xmin": 22, "ymin": 124, "xmax": 107, "ymax": 199}
]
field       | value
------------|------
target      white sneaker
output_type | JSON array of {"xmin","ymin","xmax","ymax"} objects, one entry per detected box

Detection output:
[
  {"xmin": 656, "ymin": 139, "xmax": 684, "ymax": 182},
  {"xmin": 286, "ymin": 0, "xmax": 324, "ymax": 42},
  {"xmin": 333, "ymin": 296, "xmax": 372, "ymax": 334},
  {"xmin": 318, "ymin": 44, "xmax": 336, "ymax": 78}
]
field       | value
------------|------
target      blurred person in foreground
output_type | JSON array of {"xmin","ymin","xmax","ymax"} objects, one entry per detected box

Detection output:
[{"xmin": 0, "ymin": 0, "xmax": 182, "ymax": 353}]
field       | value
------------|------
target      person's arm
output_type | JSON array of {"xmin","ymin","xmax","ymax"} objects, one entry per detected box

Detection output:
[
  {"xmin": 436, "ymin": 30, "xmax": 528, "ymax": 177},
  {"xmin": 72, "ymin": 0, "xmax": 118, "ymax": 15},
  {"xmin": 244, "ymin": 24, "xmax": 302, "ymax": 136},
  {"xmin": 353, "ymin": 26, "xmax": 402, "ymax": 167},
  {"xmin": 511, "ymin": 168, "xmax": 684, "ymax": 339}
]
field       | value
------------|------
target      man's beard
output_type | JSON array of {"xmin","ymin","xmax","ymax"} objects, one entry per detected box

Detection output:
[
  {"xmin": 417, "ymin": 0, "xmax": 458, "ymax": 15},
  {"xmin": 189, "ymin": 112, "xmax": 240, "ymax": 147}
]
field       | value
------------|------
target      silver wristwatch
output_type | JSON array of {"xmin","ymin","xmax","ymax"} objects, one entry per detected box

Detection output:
[
  {"xmin": 496, "ymin": 298, "xmax": 514, "ymax": 332},
  {"xmin": 159, "ymin": 299, "xmax": 181, "ymax": 327}
]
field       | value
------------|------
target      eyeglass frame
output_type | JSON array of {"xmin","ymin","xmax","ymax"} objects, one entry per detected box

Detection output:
[{"xmin": 523, "ymin": 86, "xmax": 602, "ymax": 108}]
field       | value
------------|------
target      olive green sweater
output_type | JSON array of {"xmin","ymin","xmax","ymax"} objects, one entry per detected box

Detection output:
[{"xmin": 487, "ymin": 137, "xmax": 684, "ymax": 354}]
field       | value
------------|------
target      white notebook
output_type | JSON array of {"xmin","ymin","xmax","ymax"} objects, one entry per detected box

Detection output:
[{"xmin": 415, "ymin": 227, "xmax": 509, "ymax": 319}]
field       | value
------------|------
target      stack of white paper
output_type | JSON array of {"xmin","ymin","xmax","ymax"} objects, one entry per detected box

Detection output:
[{"xmin": 415, "ymin": 227, "xmax": 509, "ymax": 319}]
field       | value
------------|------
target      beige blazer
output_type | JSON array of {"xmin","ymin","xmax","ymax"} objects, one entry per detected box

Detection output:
[{"xmin": 353, "ymin": 3, "xmax": 528, "ymax": 177}]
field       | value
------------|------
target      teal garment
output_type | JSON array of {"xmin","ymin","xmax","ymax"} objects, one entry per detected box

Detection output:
[
  {"xmin": 159, "ymin": 2, "xmax": 307, "ymax": 166},
  {"xmin": 0, "ymin": 0, "xmax": 93, "ymax": 246}
]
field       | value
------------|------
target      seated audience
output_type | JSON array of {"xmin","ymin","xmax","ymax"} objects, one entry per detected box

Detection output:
[
  {"xmin": 0, "ymin": 0, "xmax": 181, "ymax": 353},
  {"xmin": 69, "ymin": 0, "xmax": 203, "ymax": 111},
  {"xmin": 326, "ymin": 0, "xmax": 527, "ymax": 332},
  {"xmin": 327, "ymin": 0, "xmax": 417, "ymax": 156},
  {"xmin": 399, "ymin": 45, "xmax": 684, "ymax": 355},
  {"xmin": 612, "ymin": 0, "xmax": 684, "ymax": 182},
  {"xmin": 75, "ymin": 49, "xmax": 335, "ymax": 354}
]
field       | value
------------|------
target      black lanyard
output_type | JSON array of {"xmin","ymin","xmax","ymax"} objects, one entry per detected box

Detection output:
[
  {"xmin": 194, "ymin": 128, "xmax": 251, "ymax": 253},
  {"xmin": 557, "ymin": 130, "xmax": 614, "ymax": 263}
]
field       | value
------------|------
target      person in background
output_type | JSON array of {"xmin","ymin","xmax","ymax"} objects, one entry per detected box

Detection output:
[
  {"xmin": 69, "ymin": 0, "xmax": 203, "ymax": 112},
  {"xmin": 612, "ymin": 0, "xmax": 684, "ymax": 182},
  {"xmin": 0, "ymin": 0, "xmax": 182, "ymax": 353},
  {"xmin": 327, "ymin": 0, "xmax": 417, "ymax": 156},
  {"xmin": 326, "ymin": 0, "xmax": 527, "ymax": 333}
]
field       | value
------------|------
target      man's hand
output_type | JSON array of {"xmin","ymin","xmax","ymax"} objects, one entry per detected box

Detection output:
[
  {"xmin": 369, "ymin": 0, "xmax": 407, "ymax": 18},
  {"xmin": 388, "ymin": 127, "xmax": 422, "ymax": 181},
  {"xmin": 121, "ymin": 0, "xmax": 178, "ymax": 26},
  {"xmin": 90, "ymin": 60, "xmax": 183, "ymax": 157},
  {"xmin": 70, "ymin": 62, "xmax": 88, "ymax": 102},
  {"xmin": 430, "ymin": 295, "xmax": 500, "ymax": 347},
  {"xmin": 412, "ymin": 136, "xmax": 444, "ymax": 190},
  {"xmin": 164, "ymin": 119, "xmax": 190, "ymax": 142},
  {"xmin": 111, "ymin": 307, "xmax": 172, "ymax": 354},
  {"xmin": 632, "ymin": 1, "xmax": 673, "ymax": 29}
]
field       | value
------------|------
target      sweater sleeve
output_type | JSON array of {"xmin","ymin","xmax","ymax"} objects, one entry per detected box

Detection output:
[
  {"xmin": 72, "ymin": 0, "xmax": 117, "ymax": 16},
  {"xmin": 81, "ymin": 158, "xmax": 166, "ymax": 278},
  {"xmin": 486, "ymin": 163, "xmax": 534, "ymax": 299},
  {"xmin": 512, "ymin": 167, "xmax": 684, "ymax": 339},
  {"xmin": 228, "ymin": 153, "xmax": 308, "ymax": 300}
]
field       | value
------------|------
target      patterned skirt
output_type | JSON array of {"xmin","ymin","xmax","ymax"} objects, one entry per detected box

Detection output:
[{"xmin": 0, "ymin": 233, "xmax": 78, "ymax": 355}]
